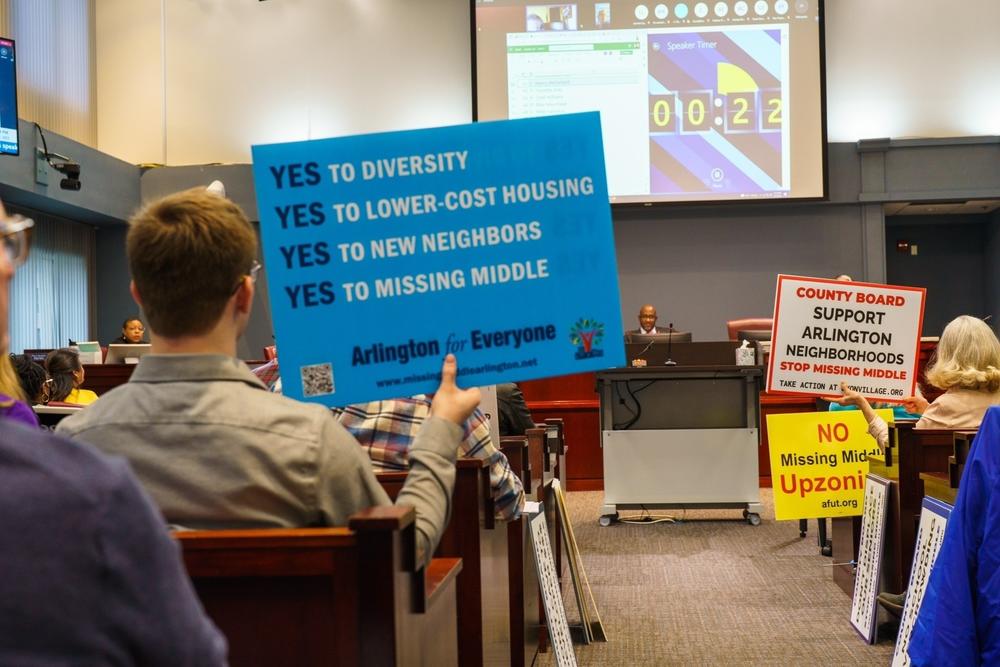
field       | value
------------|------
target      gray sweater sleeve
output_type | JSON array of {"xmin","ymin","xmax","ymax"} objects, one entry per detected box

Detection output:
[
  {"xmin": 317, "ymin": 413, "xmax": 461, "ymax": 566},
  {"xmin": 396, "ymin": 416, "xmax": 461, "ymax": 562}
]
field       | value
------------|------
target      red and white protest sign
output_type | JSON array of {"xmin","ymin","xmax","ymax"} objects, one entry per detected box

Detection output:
[{"xmin": 767, "ymin": 275, "xmax": 926, "ymax": 402}]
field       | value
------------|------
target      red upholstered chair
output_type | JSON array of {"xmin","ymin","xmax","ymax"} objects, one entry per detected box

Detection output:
[
  {"xmin": 725, "ymin": 318, "xmax": 773, "ymax": 341},
  {"xmin": 263, "ymin": 345, "xmax": 277, "ymax": 361}
]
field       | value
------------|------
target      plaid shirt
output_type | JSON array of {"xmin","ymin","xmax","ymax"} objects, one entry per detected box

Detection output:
[
  {"xmin": 251, "ymin": 360, "xmax": 524, "ymax": 521},
  {"xmin": 251, "ymin": 359, "xmax": 281, "ymax": 392}
]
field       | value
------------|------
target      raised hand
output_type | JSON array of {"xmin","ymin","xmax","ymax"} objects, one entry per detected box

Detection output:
[
  {"xmin": 430, "ymin": 354, "xmax": 482, "ymax": 426},
  {"xmin": 903, "ymin": 394, "xmax": 929, "ymax": 415},
  {"xmin": 830, "ymin": 381, "xmax": 865, "ymax": 408}
]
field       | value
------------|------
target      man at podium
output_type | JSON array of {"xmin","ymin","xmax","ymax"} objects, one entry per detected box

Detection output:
[{"xmin": 627, "ymin": 304, "xmax": 660, "ymax": 335}]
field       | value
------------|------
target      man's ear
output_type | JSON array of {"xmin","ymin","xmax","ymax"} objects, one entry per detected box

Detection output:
[
  {"xmin": 129, "ymin": 280, "xmax": 143, "ymax": 308},
  {"xmin": 235, "ymin": 277, "xmax": 255, "ymax": 315}
]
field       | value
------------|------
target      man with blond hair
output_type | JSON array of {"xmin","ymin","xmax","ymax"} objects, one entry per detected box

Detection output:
[{"xmin": 59, "ymin": 188, "xmax": 477, "ymax": 564}]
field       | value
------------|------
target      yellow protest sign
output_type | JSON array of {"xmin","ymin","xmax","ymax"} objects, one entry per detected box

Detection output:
[{"xmin": 767, "ymin": 409, "xmax": 893, "ymax": 520}]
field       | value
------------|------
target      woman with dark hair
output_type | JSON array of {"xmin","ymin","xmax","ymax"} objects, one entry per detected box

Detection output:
[
  {"xmin": 11, "ymin": 354, "xmax": 48, "ymax": 404},
  {"xmin": 113, "ymin": 317, "xmax": 146, "ymax": 344},
  {"xmin": 45, "ymin": 348, "xmax": 98, "ymax": 405}
]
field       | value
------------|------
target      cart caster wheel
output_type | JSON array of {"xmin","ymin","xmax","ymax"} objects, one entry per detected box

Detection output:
[
  {"xmin": 800, "ymin": 531, "xmax": 807, "ymax": 538},
  {"xmin": 821, "ymin": 543, "xmax": 833, "ymax": 557},
  {"xmin": 598, "ymin": 514, "xmax": 617, "ymax": 527},
  {"xmin": 746, "ymin": 513, "xmax": 761, "ymax": 526}
]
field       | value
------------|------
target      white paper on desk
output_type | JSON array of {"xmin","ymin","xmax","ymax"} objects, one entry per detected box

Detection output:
[
  {"xmin": 524, "ymin": 501, "xmax": 542, "ymax": 514},
  {"xmin": 75, "ymin": 342, "xmax": 102, "ymax": 365}
]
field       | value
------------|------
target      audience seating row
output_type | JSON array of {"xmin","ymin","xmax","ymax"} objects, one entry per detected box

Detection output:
[
  {"xmin": 375, "ymin": 420, "xmax": 564, "ymax": 666},
  {"xmin": 377, "ymin": 456, "xmax": 511, "ymax": 666},
  {"xmin": 43, "ymin": 372, "xmax": 571, "ymax": 667},
  {"xmin": 500, "ymin": 431, "xmax": 542, "ymax": 667},
  {"xmin": 832, "ymin": 424, "xmax": 974, "ymax": 596},
  {"xmin": 919, "ymin": 430, "xmax": 972, "ymax": 509},
  {"xmin": 177, "ymin": 507, "xmax": 461, "ymax": 666}
]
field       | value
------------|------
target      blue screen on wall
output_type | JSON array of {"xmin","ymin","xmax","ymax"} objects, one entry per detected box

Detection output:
[{"xmin": 0, "ymin": 38, "xmax": 17, "ymax": 156}]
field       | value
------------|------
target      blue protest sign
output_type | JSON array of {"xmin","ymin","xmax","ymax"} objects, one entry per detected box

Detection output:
[{"xmin": 251, "ymin": 112, "xmax": 623, "ymax": 406}]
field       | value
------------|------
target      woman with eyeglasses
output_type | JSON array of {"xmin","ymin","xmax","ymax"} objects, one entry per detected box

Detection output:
[
  {"xmin": 0, "ymin": 353, "xmax": 39, "ymax": 426},
  {"xmin": 112, "ymin": 317, "xmax": 146, "ymax": 344},
  {"xmin": 44, "ymin": 348, "xmax": 98, "ymax": 405}
]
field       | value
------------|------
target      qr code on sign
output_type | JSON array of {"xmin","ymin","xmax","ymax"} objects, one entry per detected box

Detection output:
[{"xmin": 300, "ymin": 363, "xmax": 335, "ymax": 397}]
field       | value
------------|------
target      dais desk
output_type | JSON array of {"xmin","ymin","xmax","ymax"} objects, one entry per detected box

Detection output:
[{"xmin": 81, "ymin": 364, "xmax": 135, "ymax": 395}]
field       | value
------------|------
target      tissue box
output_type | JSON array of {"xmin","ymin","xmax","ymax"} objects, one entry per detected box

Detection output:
[{"xmin": 735, "ymin": 347, "xmax": 755, "ymax": 366}]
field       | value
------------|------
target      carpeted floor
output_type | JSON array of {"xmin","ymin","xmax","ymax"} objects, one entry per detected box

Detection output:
[{"xmin": 535, "ymin": 489, "xmax": 897, "ymax": 666}]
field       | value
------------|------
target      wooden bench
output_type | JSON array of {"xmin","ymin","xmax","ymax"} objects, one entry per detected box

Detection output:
[
  {"xmin": 377, "ymin": 458, "xmax": 510, "ymax": 667},
  {"xmin": 920, "ymin": 470, "xmax": 957, "ymax": 507},
  {"xmin": 543, "ymin": 418, "xmax": 567, "ymax": 489},
  {"xmin": 541, "ymin": 419, "xmax": 567, "ymax": 581},
  {"xmin": 176, "ymin": 506, "xmax": 461, "ymax": 666},
  {"xmin": 529, "ymin": 421, "xmax": 569, "ymax": 656},
  {"xmin": 867, "ymin": 424, "xmax": 965, "ymax": 591},
  {"xmin": 921, "ymin": 430, "xmax": 975, "ymax": 506},
  {"xmin": 833, "ymin": 426, "xmax": 973, "ymax": 595},
  {"xmin": 950, "ymin": 430, "xmax": 975, "ymax": 487},
  {"xmin": 500, "ymin": 431, "xmax": 547, "ymax": 667}
]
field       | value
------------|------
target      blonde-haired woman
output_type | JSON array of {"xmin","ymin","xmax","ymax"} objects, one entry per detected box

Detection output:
[
  {"xmin": 835, "ymin": 314, "xmax": 1000, "ymax": 448},
  {"xmin": 836, "ymin": 315, "xmax": 1000, "ymax": 615},
  {"xmin": 0, "ymin": 353, "xmax": 39, "ymax": 426}
]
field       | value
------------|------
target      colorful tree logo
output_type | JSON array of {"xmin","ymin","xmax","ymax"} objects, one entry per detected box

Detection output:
[{"xmin": 569, "ymin": 317, "xmax": 605, "ymax": 359}]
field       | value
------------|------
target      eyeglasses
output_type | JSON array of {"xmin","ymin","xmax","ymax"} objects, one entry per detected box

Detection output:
[
  {"xmin": 231, "ymin": 260, "xmax": 262, "ymax": 295},
  {"xmin": 1, "ymin": 214, "xmax": 34, "ymax": 267}
]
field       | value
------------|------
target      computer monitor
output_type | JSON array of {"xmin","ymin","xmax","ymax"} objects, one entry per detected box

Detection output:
[
  {"xmin": 0, "ymin": 37, "xmax": 18, "ymax": 156},
  {"xmin": 624, "ymin": 331, "xmax": 693, "ymax": 345},
  {"xmin": 105, "ymin": 343, "xmax": 151, "ymax": 365},
  {"xmin": 22, "ymin": 349, "xmax": 53, "ymax": 364},
  {"xmin": 735, "ymin": 329, "xmax": 772, "ymax": 344}
]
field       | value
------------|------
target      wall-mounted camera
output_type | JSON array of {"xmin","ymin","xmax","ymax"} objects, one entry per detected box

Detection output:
[
  {"xmin": 33, "ymin": 123, "xmax": 82, "ymax": 191},
  {"xmin": 50, "ymin": 160, "xmax": 81, "ymax": 190}
]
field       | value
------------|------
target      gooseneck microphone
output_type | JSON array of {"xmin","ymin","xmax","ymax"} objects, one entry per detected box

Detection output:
[
  {"xmin": 664, "ymin": 323, "xmax": 677, "ymax": 366},
  {"xmin": 633, "ymin": 335, "xmax": 658, "ymax": 362}
]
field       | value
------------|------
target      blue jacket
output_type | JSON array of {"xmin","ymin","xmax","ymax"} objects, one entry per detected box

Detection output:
[{"xmin": 909, "ymin": 406, "xmax": 1000, "ymax": 665}]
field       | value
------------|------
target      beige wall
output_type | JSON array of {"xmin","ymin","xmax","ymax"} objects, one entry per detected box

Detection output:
[
  {"xmin": 92, "ymin": 0, "xmax": 1000, "ymax": 165},
  {"xmin": 97, "ymin": 0, "xmax": 471, "ymax": 165},
  {"xmin": 0, "ymin": 0, "xmax": 96, "ymax": 147},
  {"xmin": 95, "ymin": 0, "xmax": 162, "ymax": 164},
  {"xmin": 825, "ymin": 0, "xmax": 1000, "ymax": 141}
]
